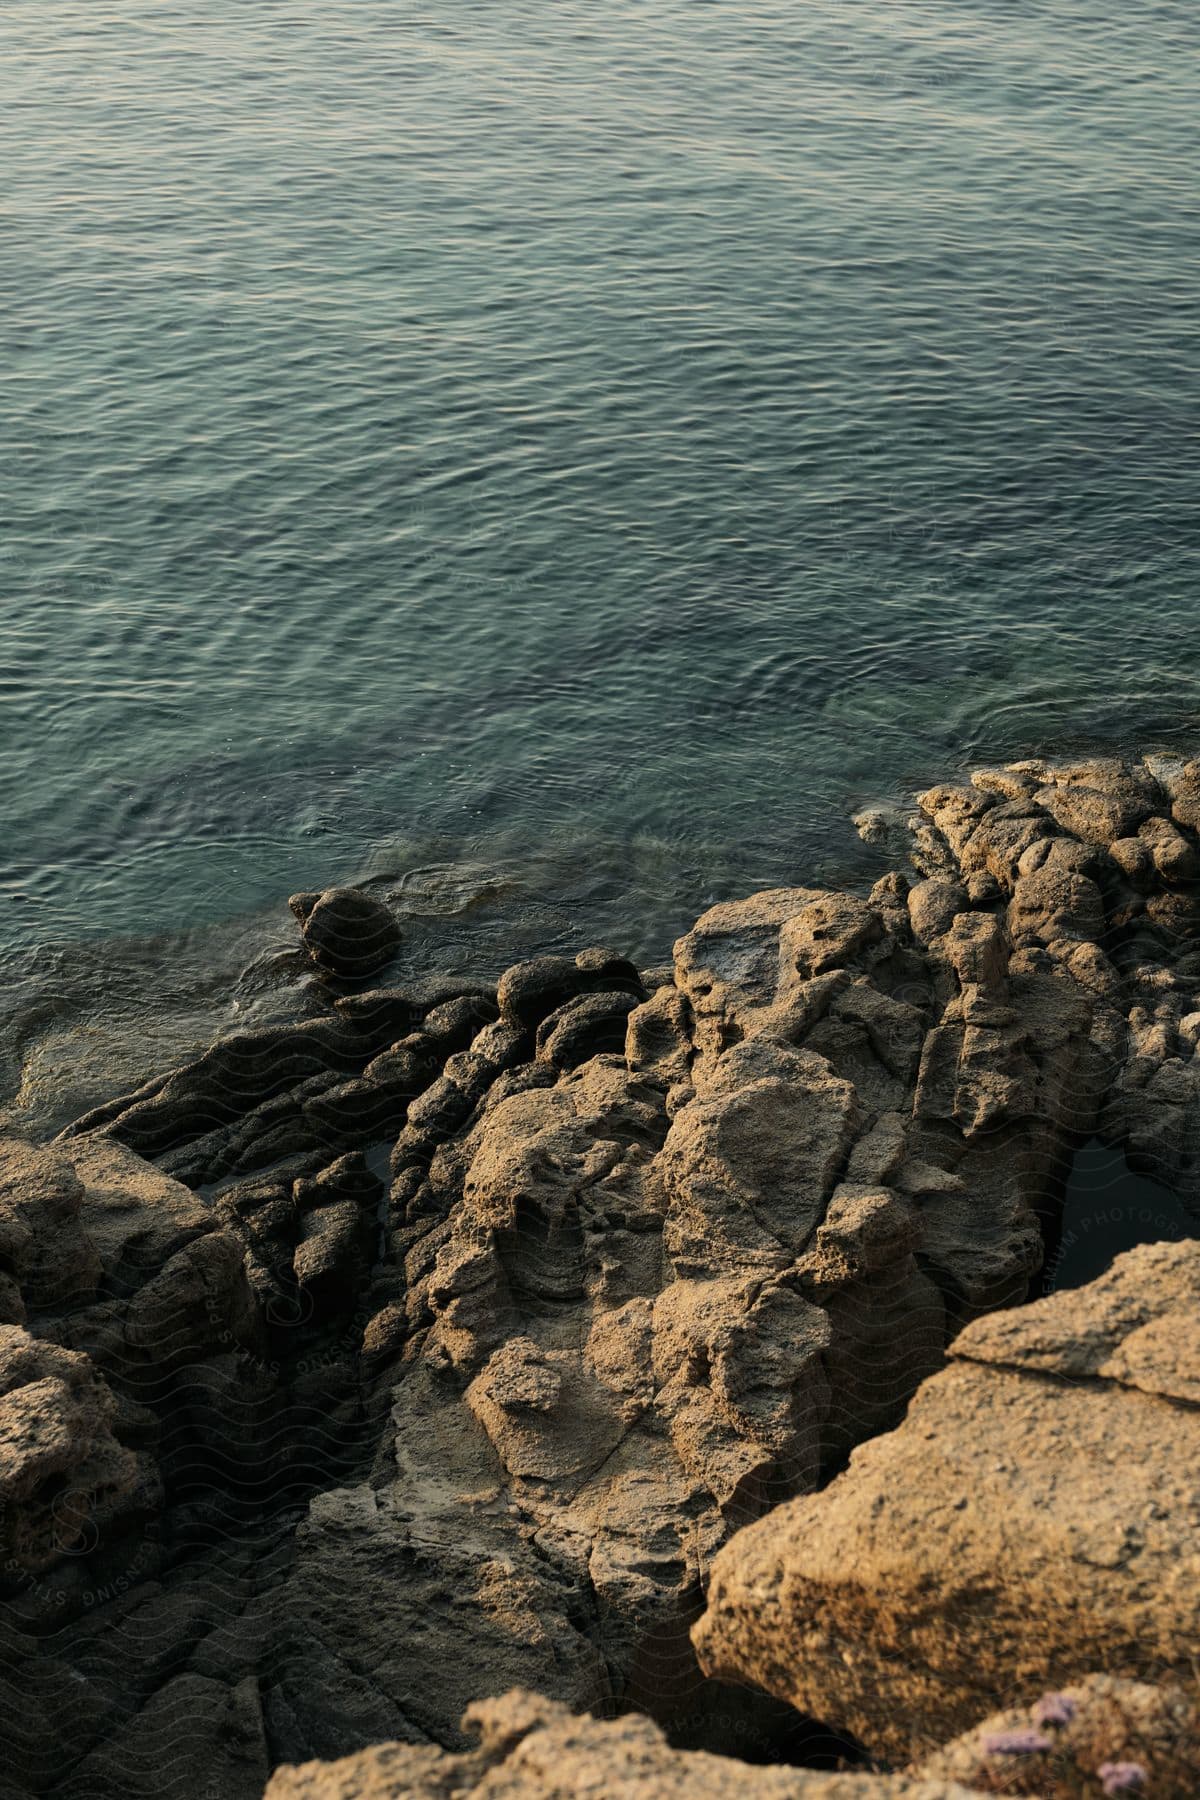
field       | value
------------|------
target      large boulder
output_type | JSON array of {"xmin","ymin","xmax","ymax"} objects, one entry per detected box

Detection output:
[{"xmin": 693, "ymin": 1241, "xmax": 1200, "ymax": 1765}]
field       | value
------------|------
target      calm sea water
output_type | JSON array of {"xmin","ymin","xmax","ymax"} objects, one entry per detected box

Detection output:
[{"xmin": 3, "ymin": 3, "xmax": 1199, "ymax": 1119}]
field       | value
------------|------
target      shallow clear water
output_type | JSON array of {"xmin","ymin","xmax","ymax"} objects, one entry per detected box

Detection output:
[{"xmin": 3, "ymin": 3, "xmax": 1200, "ymax": 1113}]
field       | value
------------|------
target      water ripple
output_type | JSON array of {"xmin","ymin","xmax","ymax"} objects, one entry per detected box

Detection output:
[{"xmin": 1, "ymin": 0, "xmax": 1198, "ymax": 980}]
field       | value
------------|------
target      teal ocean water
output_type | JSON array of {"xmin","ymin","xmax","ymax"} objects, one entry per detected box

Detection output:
[{"xmin": 3, "ymin": 3, "xmax": 1199, "ymax": 1114}]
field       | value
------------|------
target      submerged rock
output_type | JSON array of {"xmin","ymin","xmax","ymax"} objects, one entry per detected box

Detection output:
[{"xmin": 289, "ymin": 886, "xmax": 402, "ymax": 979}]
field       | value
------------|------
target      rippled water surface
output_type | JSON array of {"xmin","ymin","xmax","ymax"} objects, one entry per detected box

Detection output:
[{"xmin": 3, "ymin": 3, "xmax": 1199, "ymax": 1097}]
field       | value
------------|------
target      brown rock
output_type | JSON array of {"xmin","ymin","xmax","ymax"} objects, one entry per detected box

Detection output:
[
  {"xmin": 0, "ymin": 1327, "xmax": 136, "ymax": 1576},
  {"xmin": 264, "ymin": 1689, "xmax": 986, "ymax": 1800},
  {"xmin": 959, "ymin": 801, "xmax": 1056, "ymax": 890},
  {"xmin": 625, "ymin": 984, "xmax": 693, "ymax": 1090},
  {"xmin": 28, "ymin": 749, "xmax": 1200, "ymax": 1798},
  {"xmin": 917, "ymin": 785, "xmax": 997, "ymax": 859},
  {"xmin": 672, "ymin": 887, "xmax": 826, "ymax": 1065},
  {"xmin": 658, "ymin": 1039, "xmax": 860, "ymax": 1277},
  {"xmin": 1007, "ymin": 869, "xmax": 1105, "ymax": 946},
  {"xmin": 1034, "ymin": 761, "xmax": 1160, "ymax": 847},
  {"xmin": 1155, "ymin": 757, "xmax": 1200, "ymax": 832},
  {"xmin": 693, "ymin": 1242, "xmax": 1200, "ymax": 1764},
  {"xmin": 906, "ymin": 880, "xmax": 967, "ymax": 946},
  {"xmin": 914, "ymin": 1673, "xmax": 1200, "ymax": 1798},
  {"xmin": 0, "ymin": 1137, "xmax": 100, "ymax": 1314},
  {"xmin": 951, "ymin": 1237, "xmax": 1200, "ymax": 1403},
  {"xmin": 938, "ymin": 912, "xmax": 1009, "ymax": 989}
]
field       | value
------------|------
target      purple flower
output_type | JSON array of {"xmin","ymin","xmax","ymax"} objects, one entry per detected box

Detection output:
[
  {"xmin": 981, "ymin": 1728, "xmax": 1054, "ymax": 1757},
  {"xmin": 1033, "ymin": 1692, "xmax": 1078, "ymax": 1728},
  {"xmin": 1099, "ymin": 1764, "xmax": 1147, "ymax": 1797}
]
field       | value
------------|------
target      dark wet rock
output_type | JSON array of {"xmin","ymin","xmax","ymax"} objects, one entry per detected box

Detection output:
[
  {"xmin": 331, "ymin": 986, "xmax": 426, "ymax": 1052},
  {"xmin": 496, "ymin": 956, "xmax": 590, "ymax": 1030},
  {"xmin": 292, "ymin": 1151, "xmax": 382, "ymax": 1317},
  {"xmin": 162, "ymin": 1070, "xmax": 340, "ymax": 1187},
  {"xmin": 496, "ymin": 950, "xmax": 644, "ymax": 1032},
  {"xmin": 58, "ymin": 1016, "xmax": 368, "ymax": 1160},
  {"xmin": 300, "ymin": 1075, "xmax": 395, "ymax": 1146},
  {"xmin": 403, "ymin": 1069, "xmax": 481, "ymax": 1145},
  {"xmin": 215, "ymin": 1175, "xmax": 300, "ymax": 1311},
  {"xmin": 360, "ymin": 1302, "xmax": 406, "ymax": 1367},
  {"xmin": 121, "ymin": 1225, "xmax": 258, "ymax": 1372},
  {"xmin": 534, "ymin": 989, "xmax": 641, "ymax": 1071},
  {"xmin": 289, "ymin": 886, "xmax": 402, "ymax": 980},
  {"xmin": 294, "ymin": 1181, "xmax": 376, "ymax": 1320},
  {"xmin": 574, "ymin": 944, "xmax": 644, "ymax": 988},
  {"xmin": 0, "ymin": 1129, "xmax": 373, "ymax": 1798},
  {"xmin": 470, "ymin": 1018, "xmax": 532, "ymax": 1075},
  {"xmin": 423, "ymin": 993, "xmax": 502, "ymax": 1054},
  {"xmin": 66, "ymin": 1671, "xmax": 270, "ymax": 1800}
]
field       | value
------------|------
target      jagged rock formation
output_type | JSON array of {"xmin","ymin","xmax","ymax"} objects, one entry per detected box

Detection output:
[
  {"xmin": 693, "ymin": 1239, "xmax": 1200, "ymax": 1766},
  {"xmin": 0, "ymin": 751, "xmax": 1196, "ymax": 1793},
  {"xmin": 0, "ymin": 1133, "xmax": 365, "ymax": 1800},
  {"xmin": 263, "ymin": 1690, "xmax": 985, "ymax": 1800}
]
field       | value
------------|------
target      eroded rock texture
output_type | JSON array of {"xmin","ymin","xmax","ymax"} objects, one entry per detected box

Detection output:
[
  {"xmin": 912, "ymin": 1673, "xmax": 1200, "ymax": 1798},
  {"xmin": 263, "ymin": 1690, "xmax": 983, "ymax": 1800},
  {"xmin": 1, "ymin": 751, "xmax": 1197, "ymax": 1794}
]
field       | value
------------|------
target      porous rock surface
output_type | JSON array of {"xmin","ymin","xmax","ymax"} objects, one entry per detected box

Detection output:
[
  {"xmin": 912, "ymin": 1673, "xmax": 1200, "ymax": 1797},
  {"xmin": 0, "ymin": 752, "xmax": 1195, "ymax": 1794},
  {"xmin": 263, "ymin": 1690, "xmax": 983, "ymax": 1800},
  {"xmin": 693, "ymin": 1238, "xmax": 1200, "ymax": 1766}
]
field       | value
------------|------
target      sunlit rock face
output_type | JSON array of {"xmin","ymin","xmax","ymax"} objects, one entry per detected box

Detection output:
[
  {"xmin": 3, "ymin": 753, "xmax": 1199, "ymax": 1793},
  {"xmin": 693, "ymin": 1240, "xmax": 1200, "ymax": 1767}
]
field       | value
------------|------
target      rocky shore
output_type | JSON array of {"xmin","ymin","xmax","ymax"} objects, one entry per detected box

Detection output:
[{"xmin": 2, "ymin": 753, "xmax": 1200, "ymax": 1798}]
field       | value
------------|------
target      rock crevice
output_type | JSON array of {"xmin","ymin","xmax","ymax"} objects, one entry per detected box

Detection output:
[{"xmin": 2, "ymin": 751, "xmax": 1199, "ymax": 1794}]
